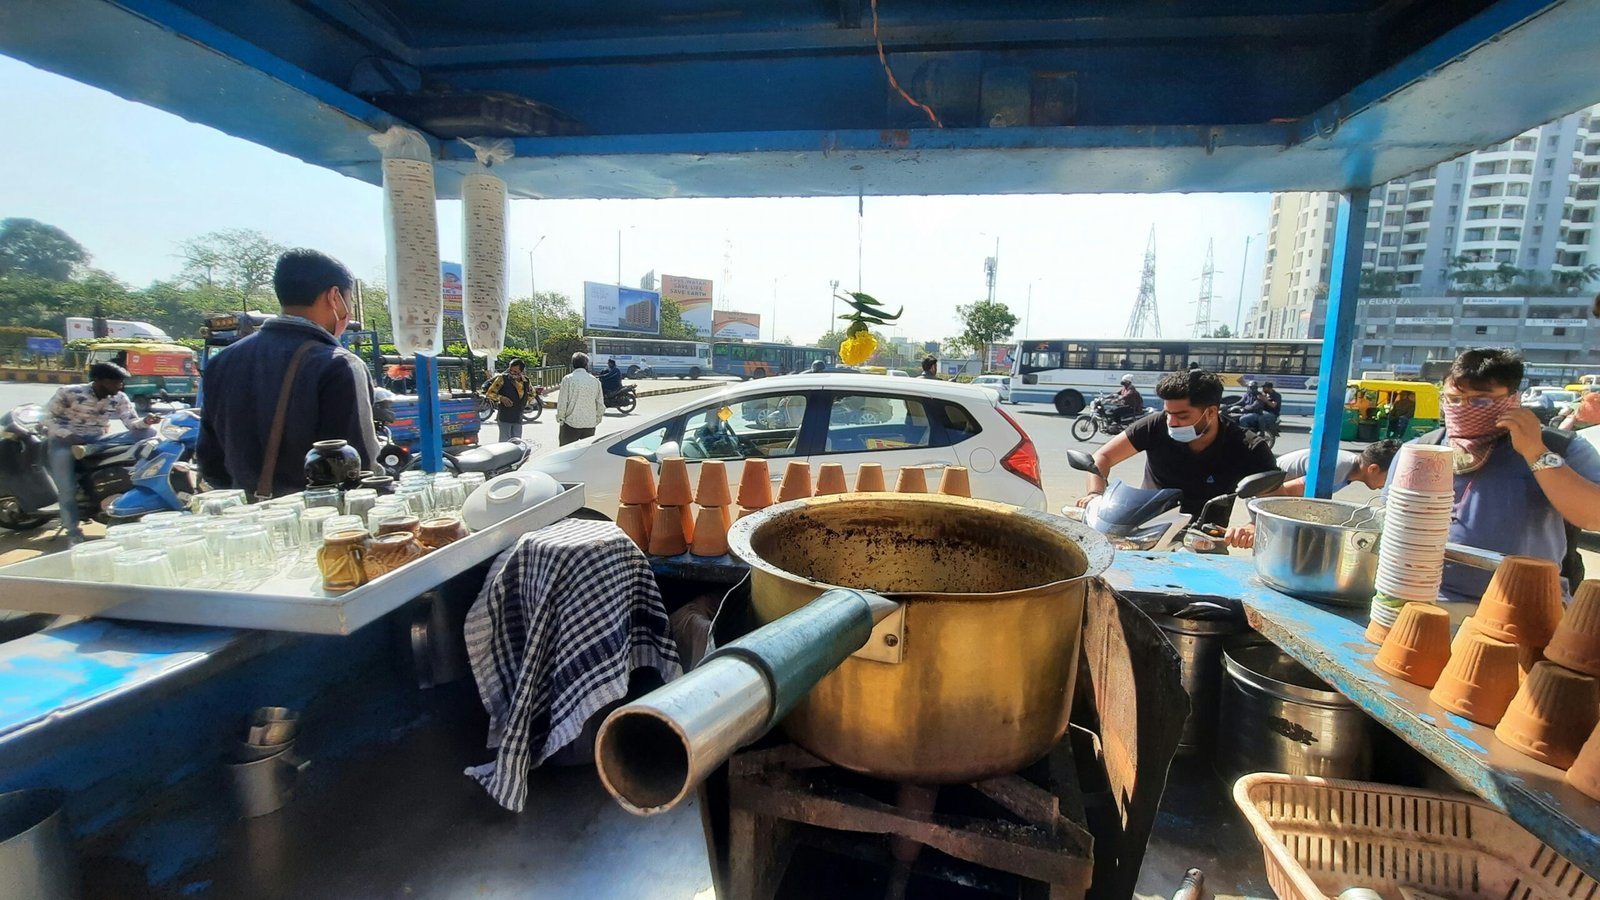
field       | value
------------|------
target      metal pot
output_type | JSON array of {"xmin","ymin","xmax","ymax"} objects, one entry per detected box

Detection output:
[
  {"xmin": 1145, "ymin": 600, "xmax": 1249, "ymax": 755},
  {"xmin": 730, "ymin": 494, "xmax": 1113, "ymax": 784},
  {"xmin": 1248, "ymin": 497, "xmax": 1382, "ymax": 607},
  {"xmin": 1216, "ymin": 638, "xmax": 1372, "ymax": 782},
  {"xmin": 0, "ymin": 790, "xmax": 79, "ymax": 900}
]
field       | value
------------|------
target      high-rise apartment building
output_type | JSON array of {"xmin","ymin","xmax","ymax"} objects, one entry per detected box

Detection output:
[{"xmin": 1247, "ymin": 103, "xmax": 1600, "ymax": 347}]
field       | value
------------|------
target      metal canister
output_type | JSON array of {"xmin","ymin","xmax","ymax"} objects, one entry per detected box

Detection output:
[
  {"xmin": 1217, "ymin": 638, "xmax": 1373, "ymax": 782},
  {"xmin": 0, "ymin": 790, "xmax": 79, "ymax": 900},
  {"xmin": 1147, "ymin": 601, "xmax": 1249, "ymax": 755}
]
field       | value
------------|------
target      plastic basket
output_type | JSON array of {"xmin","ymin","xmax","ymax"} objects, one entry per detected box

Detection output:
[{"xmin": 1233, "ymin": 773, "xmax": 1597, "ymax": 900}]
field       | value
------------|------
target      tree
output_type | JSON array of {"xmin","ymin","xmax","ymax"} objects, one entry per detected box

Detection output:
[
  {"xmin": 658, "ymin": 297, "xmax": 701, "ymax": 341},
  {"xmin": 1553, "ymin": 264, "xmax": 1600, "ymax": 292},
  {"xmin": 815, "ymin": 327, "xmax": 851, "ymax": 351},
  {"xmin": 953, "ymin": 299, "xmax": 1019, "ymax": 355},
  {"xmin": 941, "ymin": 335, "xmax": 974, "ymax": 359},
  {"xmin": 0, "ymin": 218, "xmax": 89, "ymax": 281},
  {"xmin": 1492, "ymin": 262, "xmax": 1525, "ymax": 289},
  {"xmin": 1359, "ymin": 269, "xmax": 1400, "ymax": 295},
  {"xmin": 177, "ymin": 228, "xmax": 286, "ymax": 300},
  {"xmin": 1205, "ymin": 325, "xmax": 1234, "ymax": 339}
]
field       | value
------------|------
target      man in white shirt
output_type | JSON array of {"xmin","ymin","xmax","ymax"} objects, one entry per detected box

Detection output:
[
  {"xmin": 555, "ymin": 352, "xmax": 606, "ymax": 445},
  {"xmin": 45, "ymin": 362, "xmax": 161, "ymax": 542},
  {"xmin": 1270, "ymin": 439, "xmax": 1400, "ymax": 496}
]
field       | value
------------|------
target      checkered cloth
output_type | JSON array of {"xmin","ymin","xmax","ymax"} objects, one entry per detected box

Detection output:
[{"xmin": 464, "ymin": 518, "xmax": 682, "ymax": 811}]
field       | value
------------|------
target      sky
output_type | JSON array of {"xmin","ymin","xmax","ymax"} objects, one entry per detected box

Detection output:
[{"xmin": 0, "ymin": 54, "xmax": 1271, "ymax": 347}]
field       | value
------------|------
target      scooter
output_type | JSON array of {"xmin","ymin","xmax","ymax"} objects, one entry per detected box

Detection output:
[
  {"xmin": 1062, "ymin": 450, "xmax": 1283, "ymax": 553},
  {"xmin": 604, "ymin": 385, "xmax": 638, "ymax": 415},
  {"xmin": 1223, "ymin": 399, "xmax": 1280, "ymax": 448},
  {"xmin": 105, "ymin": 407, "xmax": 203, "ymax": 519},
  {"xmin": 0, "ymin": 402, "xmax": 196, "ymax": 531}
]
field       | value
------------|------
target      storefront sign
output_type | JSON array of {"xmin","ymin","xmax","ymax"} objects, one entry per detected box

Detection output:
[
  {"xmin": 1394, "ymin": 316, "xmax": 1454, "ymax": 325},
  {"xmin": 1462, "ymin": 296, "xmax": 1526, "ymax": 306},
  {"xmin": 1525, "ymin": 318, "xmax": 1587, "ymax": 327}
]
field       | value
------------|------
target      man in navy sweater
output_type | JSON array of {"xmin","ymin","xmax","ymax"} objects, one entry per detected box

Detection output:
[{"xmin": 197, "ymin": 249, "xmax": 380, "ymax": 498}]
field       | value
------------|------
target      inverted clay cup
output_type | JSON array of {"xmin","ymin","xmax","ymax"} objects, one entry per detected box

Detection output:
[
  {"xmin": 777, "ymin": 460, "xmax": 813, "ymax": 502},
  {"xmin": 737, "ymin": 459, "xmax": 773, "ymax": 510},
  {"xmin": 1365, "ymin": 618, "xmax": 1391, "ymax": 646},
  {"xmin": 1565, "ymin": 723, "xmax": 1600, "ymax": 801},
  {"xmin": 894, "ymin": 466, "xmax": 928, "ymax": 493},
  {"xmin": 938, "ymin": 465, "xmax": 972, "ymax": 497},
  {"xmin": 854, "ymin": 462, "xmax": 887, "ymax": 492},
  {"xmin": 1546, "ymin": 580, "xmax": 1600, "ymax": 678},
  {"xmin": 1475, "ymin": 555, "xmax": 1564, "ymax": 646},
  {"xmin": 1494, "ymin": 661, "xmax": 1600, "ymax": 769},
  {"xmin": 1374, "ymin": 602, "xmax": 1453, "ymax": 688},
  {"xmin": 690, "ymin": 506, "xmax": 730, "ymax": 558},
  {"xmin": 620, "ymin": 456, "xmax": 658, "ymax": 506},
  {"xmin": 656, "ymin": 457, "xmax": 695, "ymax": 508},
  {"xmin": 1429, "ymin": 632, "xmax": 1520, "ymax": 726},
  {"xmin": 814, "ymin": 463, "xmax": 848, "ymax": 496},
  {"xmin": 1450, "ymin": 616, "xmax": 1490, "ymax": 657},
  {"xmin": 647, "ymin": 504, "xmax": 688, "ymax": 557},
  {"xmin": 694, "ymin": 460, "xmax": 733, "ymax": 508},
  {"xmin": 616, "ymin": 504, "xmax": 651, "ymax": 551}
]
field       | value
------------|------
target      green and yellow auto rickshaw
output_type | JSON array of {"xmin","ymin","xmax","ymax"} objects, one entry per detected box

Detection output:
[{"xmin": 1341, "ymin": 379, "xmax": 1440, "ymax": 442}]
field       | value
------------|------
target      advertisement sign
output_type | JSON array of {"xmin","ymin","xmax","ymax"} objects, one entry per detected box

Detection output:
[
  {"xmin": 441, "ymin": 261, "xmax": 464, "ymax": 318},
  {"xmin": 1526, "ymin": 318, "xmax": 1587, "ymax": 327},
  {"xmin": 1462, "ymin": 296, "xmax": 1526, "ymax": 306},
  {"xmin": 25, "ymin": 337, "xmax": 62, "ymax": 355},
  {"xmin": 711, "ymin": 310, "xmax": 761, "ymax": 339},
  {"xmin": 660, "ymin": 274, "xmax": 715, "ymax": 336},
  {"xmin": 1394, "ymin": 316, "xmax": 1454, "ymax": 325},
  {"xmin": 126, "ymin": 350, "xmax": 194, "ymax": 376},
  {"xmin": 584, "ymin": 281, "xmax": 661, "ymax": 334},
  {"xmin": 986, "ymin": 343, "xmax": 1016, "ymax": 372}
]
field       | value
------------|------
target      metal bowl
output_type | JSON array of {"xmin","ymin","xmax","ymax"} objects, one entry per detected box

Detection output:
[{"xmin": 1248, "ymin": 497, "xmax": 1383, "ymax": 607}]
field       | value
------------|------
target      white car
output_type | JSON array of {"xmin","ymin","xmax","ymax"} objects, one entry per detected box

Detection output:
[
  {"xmin": 972, "ymin": 374, "xmax": 1012, "ymax": 403},
  {"xmin": 528, "ymin": 374, "xmax": 1046, "ymax": 514}
]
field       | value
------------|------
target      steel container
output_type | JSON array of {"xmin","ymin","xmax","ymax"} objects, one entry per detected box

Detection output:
[
  {"xmin": 1216, "ymin": 638, "xmax": 1373, "ymax": 782},
  {"xmin": 0, "ymin": 789, "xmax": 79, "ymax": 900},
  {"xmin": 729, "ymin": 494, "xmax": 1113, "ymax": 784},
  {"xmin": 1248, "ymin": 497, "xmax": 1383, "ymax": 607},
  {"xmin": 1145, "ymin": 600, "xmax": 1250, "ymax": 755}
]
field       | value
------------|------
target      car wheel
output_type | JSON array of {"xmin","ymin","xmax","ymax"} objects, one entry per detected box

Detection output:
[
  {"xmin": 1071, "ymin": 416, "xmax": 1098, "ymax": 442},
  {"xmin": 0, "ymin": 497, "xmax": 48, "ymax": 531},
  {"xmin": 689, "ymin": 367, "xmax": 701, "ymax": 379},
  {"xmin": 1054, "ymin": 391, "xmax": 1086, "ymax": 416}
]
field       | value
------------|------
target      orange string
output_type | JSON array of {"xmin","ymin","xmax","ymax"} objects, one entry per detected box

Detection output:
[{"xmin": 872, "ymin": 0, "xmax": 943, "ymax": 128}]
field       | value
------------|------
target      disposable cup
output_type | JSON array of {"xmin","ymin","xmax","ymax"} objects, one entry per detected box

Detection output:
[{"xmin": 1390, "ymin": 444, "xmax": 1455, "ymax": 493}]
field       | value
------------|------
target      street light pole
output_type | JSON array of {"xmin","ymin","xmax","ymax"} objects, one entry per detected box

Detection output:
[
  {"xmin": 616, "ymin": 229, "xmax": 622, "ymax": 286},
  {"xmin": 528, "ymin": 234, "xmax": 546, "ymax": 359},
  {"xmin": 1234, "ymin": 233, "xmax": 1258, "ymax": 335},
  {"xmin": 830, "ymin": 278, "xmax": 840, "ymax": 340}
]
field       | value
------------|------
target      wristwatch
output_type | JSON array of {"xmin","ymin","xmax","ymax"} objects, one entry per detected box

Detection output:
[{"xmin": 1529, "ymin": 452, "xmax": 1565, "ymax": 472}]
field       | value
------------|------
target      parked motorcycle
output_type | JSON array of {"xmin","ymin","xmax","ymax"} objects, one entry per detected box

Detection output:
[
  {"xmin": 605, "ymin": 385, "xmax": 638, "ymax": 415},
  {"xmin": 476, "ymin": 379, "xmax": 546, "ymax": 423},
  {"xmin": 1062, "ymin": 450, "xmax": 1283, "ymax": 553},
  {"xmin": 1223, "ymin": 400, "xmax": 1280, "ymax": 448},
  {"xmin": 1071, "ymin": 393, "xmax": 1151, "ymax": 442},
  {"xmin": 401, "ymin": 438, "xmax": 535, "ymax": 478},
  {"xmin": 0, "ymin": 402, "xmax": 199, "ymax": 531}
]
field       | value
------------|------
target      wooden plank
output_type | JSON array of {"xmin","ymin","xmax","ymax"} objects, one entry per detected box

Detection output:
[{"xmin": 1106, "ymin": 551, "xmax": 1600, "ymax": 883}]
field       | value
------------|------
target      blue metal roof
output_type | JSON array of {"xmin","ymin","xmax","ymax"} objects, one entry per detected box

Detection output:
[{"xmin": 3, "ymin": 0, "xmax": 1599, "ymax": 198}]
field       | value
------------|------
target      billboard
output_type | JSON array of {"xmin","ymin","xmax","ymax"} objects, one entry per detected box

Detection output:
[
  {"xmin": 584, "ymin": 281, "xmax": 661, "ymax": 334},
  {"xmin": 660, "ymin": 274, "xmax": 715, "ymax": 336},
  {"xmin": 986, "ymin": 343, "xmax": 1016, "ymax": 372},
  {"xmin": 712, "ymin": 310, "xmax": 761, "ymax": 339},
  {"xmin": 441, "ymin": 261, "xmax": 463, "ymax": 318}
]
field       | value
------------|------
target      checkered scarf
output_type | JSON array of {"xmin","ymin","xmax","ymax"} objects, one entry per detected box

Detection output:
[{"xmin": 1442, "ymin": 395, "xmax": 1520, "ymax": 474}]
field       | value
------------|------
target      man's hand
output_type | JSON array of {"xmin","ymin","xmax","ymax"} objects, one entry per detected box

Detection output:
[
  {"xmin": 1579, "ymin": 393, "xmax": 1600, "ymax": 426},
  {"xmin": 1074, "ymin": 492, "xmax": 1100, "ymax": 509},
  {"xmin": 1497, "ymin": 407, "xmax": 1546, "ymax": 463},
  {"xmin": 1226, "ymin": 524, "xmax": 1256, "ymax": 549},
  {"xmin": 143, "ymin": 414, "xmax": 162, "ymax": 426},
  {"xmin": 498, "ymin": 395, "xmax": 513, "ymax": 407}
]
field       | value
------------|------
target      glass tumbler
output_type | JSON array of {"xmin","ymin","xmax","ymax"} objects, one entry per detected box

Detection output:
[
  {"xmin": 342, "ymin": 489, "xmax": 378, "ymax": 524},
  {"xmin": 430, "ymin": 477, "xmax": 467, "ymax": 517},
  {"xmin": 298, "ymin": 508, "xmax": 339, "ymax": 560},
  {"xmin": 114, "ymin": 549, "xmax": 177, "ymax": 587},
  {"xmin": 141, "ymin": 510, "xmax": 193, "ymax": 526},
  {"xmin": 72, "ymin": 541, "xmax": 123, "ymax": 582},
  {"xmin": 223, "ymin": 526, "xmax": 275, "ymax": 587},
  {"xmin": 257, "ymin": 508, "xmax": 301, "ymax": 557},
  {"xmin": 263, "ymin": 493, "xmax": 307, "ymax": 516},
  {"xmin": 221, "ymin": 506, "xmax": 262, "ymax": 527},
  {"xmin": 303, "ymin": 486, "xmax": 343, "ymax": 514},
  {"xmin": 105, "ymin": 522, "xmax": 150, "ymax": 550},
  {"xmin": 321, "ymin": 515, "xmax": 367, "ymax": 539},
  {"xmin": 165, "ymin": 534, "xmax": 216, "ymax": 587},
  {"xmin": 457, "ymin": 472, "xmax": 486, "ymax": 494},
  {"xmin": 191, "ymin": 489, "xmax": 247, "ymax": 516},
  {"xmin": 397, "ymin": 483, "xmax": 432, "ymax": 519}
]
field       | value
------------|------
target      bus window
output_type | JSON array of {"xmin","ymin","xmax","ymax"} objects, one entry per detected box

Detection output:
[
  {"xmin": 1022, "ymin": 349, "xmax": 1062, "ymax": 370},
  {"xmin": 1063, "ymin": 343, "xmax": 1092, "ymax": 368}
]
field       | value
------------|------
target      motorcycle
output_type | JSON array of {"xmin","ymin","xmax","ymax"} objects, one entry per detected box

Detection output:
[
  {"xmin": 1071, "ymin": 393, "xmax": 1151, "ymax": 442},
  {"xmin": 1223, "ymin": 399, "xmax": 1280, "ymax": 448},
  {"xmin": 401, "ymin": 437, "xmax": 535, "ymax": 478},
  {"xmin": 476, "ymin": 379, "xmax": 546, "ymax": 423},
  {"xmin": 605, "ymin": 385, "xmax": 638, "ymax": 415},
  {"xmin": 0, "ymin": 402, "xmax": 198, "ymax": 531},
  {"xmin": 1062, "ymin": 450, "xmax": 1283, "ymax": 553}
]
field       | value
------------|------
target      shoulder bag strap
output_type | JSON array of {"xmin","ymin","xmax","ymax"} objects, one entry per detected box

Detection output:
[{"xmin": 256, "ymin": 341, "xmax": 320, "ymax": 501}]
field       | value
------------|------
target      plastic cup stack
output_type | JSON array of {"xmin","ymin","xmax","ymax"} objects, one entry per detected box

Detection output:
[{"xmin": 1370, "ymin": 444, "xmax": 1455, "ymax": 640}]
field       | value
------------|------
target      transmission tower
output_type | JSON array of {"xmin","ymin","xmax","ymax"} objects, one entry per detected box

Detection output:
[
  {"xmin": 1191, "ymin": 239, "xmax": 1217, "ymax": 337},
  {"xmin": 720, "ymin": 238, "xmax": 735, "ymax": 310},
  {"xmin": 1124, "ymin": 227, "xmax": 1162, "ymax": 338}
]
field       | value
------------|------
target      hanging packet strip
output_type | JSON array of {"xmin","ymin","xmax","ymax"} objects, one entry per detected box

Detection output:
[
  {"xmin": 370, "ymin": 126, "xmax": 443, "ymax": 357},
  {"xmin": 462, "ymin": 172, "xmax": 509, "ymax": 361}
]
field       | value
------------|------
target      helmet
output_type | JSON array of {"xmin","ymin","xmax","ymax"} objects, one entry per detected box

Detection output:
[
  {"xmin": 1120, "ymin": 374, "xmax": 1134, "ymax": 385},
  {"xmin": 1246, "ymin": 380, "xmax": 1258, "ymax": 389}
]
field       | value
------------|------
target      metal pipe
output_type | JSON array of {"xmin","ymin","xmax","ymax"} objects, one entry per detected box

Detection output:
[
  {"xmin": 595, "ymin": 588, "xmax": 897, "ymax": 815},
  {"xmin": 1444, "ymin": 542, "xmax": 1505, "ymax": 571}
]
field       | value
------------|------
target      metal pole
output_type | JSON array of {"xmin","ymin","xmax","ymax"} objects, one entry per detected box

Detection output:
[
  {"xmin": 415, "ymin": 353, "xmax": 443, "ymax": 473},
  {"xmin": 1234, "ymin": 235, "xmax": 1251, "ymax": 334},
  {"xmin": 830, "ymin": 278, "xmax": 840, "ymax": 340},
  {"xmin": 1306, "ymin": 188, "xmax": 1372, "ymax": 498},
  {"xmin": 616, "ymin": 229, "xmax": 622, "ymax": 286}
]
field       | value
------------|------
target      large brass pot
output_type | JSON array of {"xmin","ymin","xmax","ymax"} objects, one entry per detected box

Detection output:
[{"xmin": 728, "ymin": 493, "xmax": 1112, "ymax": 784}]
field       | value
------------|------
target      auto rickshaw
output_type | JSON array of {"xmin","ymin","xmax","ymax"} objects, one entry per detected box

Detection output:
[
  {"xmin": 83, "ymin": 339, "xmax": 199, "ymax": 411},
  {"xmin": 1341, "ymin": 379, "xmax": 1440, "ymax": 442},
  {"xmin": 1565, "ymin": 374, "xmax": 1599, "ymax": 392}
]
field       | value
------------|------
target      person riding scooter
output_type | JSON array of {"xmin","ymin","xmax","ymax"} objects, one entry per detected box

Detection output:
[
  {"xmin": 599, "ymin": 358, "xmax": 625, "ymax": 399},
  {"xmin": 45, "ymin": 362, "xmax": 160, "ymax": 543}
]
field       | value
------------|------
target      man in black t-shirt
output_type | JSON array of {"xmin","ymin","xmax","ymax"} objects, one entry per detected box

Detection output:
[{"xmin": 1075, "ymin": 368, "xmax": 1279, "ymax": 528}]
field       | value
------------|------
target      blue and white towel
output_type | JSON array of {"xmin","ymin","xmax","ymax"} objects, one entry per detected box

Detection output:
[{"xmin": 464, "ymin": 518, "xmax": 682, "ymax": 811}]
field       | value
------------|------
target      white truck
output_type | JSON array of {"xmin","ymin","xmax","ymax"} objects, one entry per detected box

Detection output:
[{"xmin": 64, "ymin": 317, "xmax": 171, "ymax": 341}]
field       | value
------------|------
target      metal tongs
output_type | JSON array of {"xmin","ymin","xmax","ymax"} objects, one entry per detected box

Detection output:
[{"xmin": 1338, "ymin": 494, "xmax": 1384, "ymax": 529}]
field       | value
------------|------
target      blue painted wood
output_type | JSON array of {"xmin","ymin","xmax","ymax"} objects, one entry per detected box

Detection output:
[
  {"xmin": 415, "ymin": 353, "xmax": 444, "ymax": 473},
  {"xmin": 1107, "ymin": 551, "xmax": 1600, "ymax": 882},
  {"xmin": 1307, "ymin": 188, "xmax": 1370, "ymax": 498}
]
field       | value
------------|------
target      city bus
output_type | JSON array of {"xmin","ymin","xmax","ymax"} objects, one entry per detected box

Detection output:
[
  {"xmin": 1009, "ymin": 337, "xmax": 1323, "ymax": 416},
  {"xmin": 585, "ymin": 337, "xmax": 712, "ymax": 378},
  {"xmin": 711, "ymin": 341, "xmax": 833, "ymax": 378}
]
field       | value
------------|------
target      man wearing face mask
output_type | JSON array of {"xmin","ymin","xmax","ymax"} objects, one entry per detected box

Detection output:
[
  {"xmin": 197, "ymin": 249, "xmax": 380, "ymax": 499},
  {"xmin": 1076, "ymin": 368, "xmax": 1279, "ymax": 528},
  {"xmin": 1414, "ymin": 348, "xmax": 1600, "ymax": 601}
]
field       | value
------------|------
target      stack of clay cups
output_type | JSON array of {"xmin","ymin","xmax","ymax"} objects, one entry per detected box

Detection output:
[
  {"xmin": 1495, "ymin": 661, "xmax": 1599, "ymax": 769},
  {"xmin": 690, "ymin": 460, "xmax": 732, "ymax": 558},
  {"xmin": 1369, "ymin": 444, "xmax": 1455, "ymax": 643},
  {"xmin": 737, "ymin": 459, "xmax": 773, "ymax": 519},
  {"xmin": 1536, "ymin": 580, "xmax": 1600, "ymax": 789},
  {"xmin": 1374, "ymin": 602, "xmax": 1453, "ymax": 688},
  {"xmin": 649, "ymin": 456, "xmax": 695, "ymax": 556},
  {"xmin": 1472, "ymin": 555, "xmax": 1565, "ymax": 678},
  {"xmin": 616, "ymin": 457, "xmax": 656, "ymax": 552},
  {"xmin": 1431, "ymin": 618, "xmax": 1521, "ymax": 726}
]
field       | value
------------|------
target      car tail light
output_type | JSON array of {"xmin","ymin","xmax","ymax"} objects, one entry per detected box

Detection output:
[{"xmin": 996, "ymin": 407, "xmax": 1042, "ymax": 489}]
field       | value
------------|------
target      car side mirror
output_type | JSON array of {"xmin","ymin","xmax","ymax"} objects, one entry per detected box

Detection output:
[
  {"xmin": 1236, "ymin": 469, "xmax": 1286, "ymax": 499},
  {"xmin": 1066, "ymin": 450, "xmax": 1098, "ymax": 473},
  {"xmin": 655, "ymin": 441, "xmax": 681, "ymax": 461}
]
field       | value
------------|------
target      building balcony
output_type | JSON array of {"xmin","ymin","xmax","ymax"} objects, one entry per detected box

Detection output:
[
  {"xmin": 1401, "ymin": 239, "xmax": 1428, "ymax": 250},
  {"xmin": 1396, "ymin": 262, "xmax": 1426, "ymax": 273}
]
